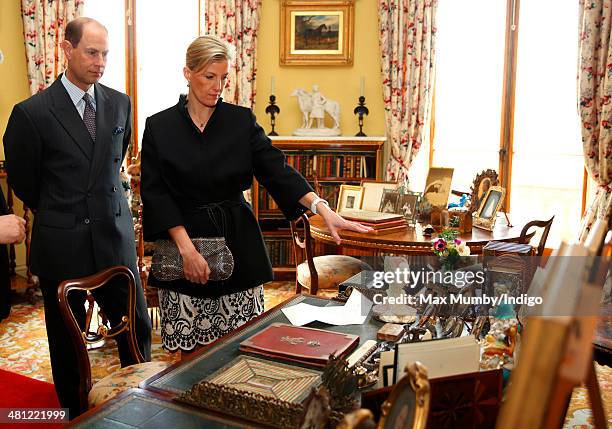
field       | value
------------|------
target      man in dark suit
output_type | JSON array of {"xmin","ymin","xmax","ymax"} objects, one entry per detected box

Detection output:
[
  {"xmin": 3, "ymin": 17, "xmax": 151, "ymax": 417},
  {"xmin": 0, "ymin": 191, "xmax": 26, "ymax": 321}
]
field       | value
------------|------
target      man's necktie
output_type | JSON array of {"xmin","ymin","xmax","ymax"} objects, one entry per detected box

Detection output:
[{"xmin": 82, "ymin": 93, "xmax": 96, "ymax": 142}]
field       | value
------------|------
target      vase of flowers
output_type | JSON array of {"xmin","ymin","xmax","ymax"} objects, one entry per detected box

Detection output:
[{"xmin": 432, "ymin": 229, "xmax": 471, "ymax": 271}]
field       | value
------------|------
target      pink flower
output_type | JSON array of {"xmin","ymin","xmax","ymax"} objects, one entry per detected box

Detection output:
[
  {"xmin": 454, "ymin": 239, "xmax": 461, "ymax": 245},
  {"xmin": 433, "ymin": 239, "xmax": 446, "ymax": 252}
]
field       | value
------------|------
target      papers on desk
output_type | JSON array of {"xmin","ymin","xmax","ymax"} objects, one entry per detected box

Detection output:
[
  {"xmin": 282, "ymin": 290, "xmax": 373, "ymax": 326},
  {"xmin": 378, "ymin": 336, "xmax": 480, "ymax": 386}
]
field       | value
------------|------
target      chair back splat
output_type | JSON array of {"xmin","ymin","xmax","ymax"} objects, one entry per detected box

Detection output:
[
  {"xmin": 518, "ymin": 216, "xmax": 554, "ymax": 256},
  {"xmin": 58, "ymin": 266, "xmax": 144, "ymax": 411}
]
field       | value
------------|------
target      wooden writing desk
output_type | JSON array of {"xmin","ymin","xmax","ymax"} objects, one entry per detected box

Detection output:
[
  {"xmin": 309, "ymin": 214, "xmax": 531, "ymax": 255},
  {"xmin": 68, "ymin": 388, "xmax": 249, "ymax": 428},
  {"xmin": 140, "ymin": 295, "xmax": 380, "ymax": 398},
  {"xmin": 73, "ymin": 295, "xmax": 502, "ymax": 428}
]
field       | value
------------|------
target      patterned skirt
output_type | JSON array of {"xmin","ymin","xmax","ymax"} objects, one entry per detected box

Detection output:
[{"xmin": 157, "ymin": 285, "xmax": 265, "ymax": 352}]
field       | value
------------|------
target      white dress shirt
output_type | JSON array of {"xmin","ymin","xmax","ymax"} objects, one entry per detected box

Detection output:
[{"xmin": 61, "ymin": 72, "xmax": 96, "ymax": 118}]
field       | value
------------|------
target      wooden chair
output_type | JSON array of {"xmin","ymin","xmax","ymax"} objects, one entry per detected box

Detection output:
[
  {"xmin": 518, "ymin": 216, "xmax": 554, "ymax": 256},
  {"xmin": 290, "ymin": 214, "xmax": 372, "ymax": 295},
  {"xmin": 338, "ymin": 362, "xmax": 430, "ymax": 429},
  {"xmin": 58, "ymin": 266, "xmax": 168, "ymax": 412}
]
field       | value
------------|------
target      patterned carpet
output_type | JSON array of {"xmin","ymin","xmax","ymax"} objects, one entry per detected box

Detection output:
[{"xmin": 0, "ymin": 280, "xmax": 335, "ymax": 384}]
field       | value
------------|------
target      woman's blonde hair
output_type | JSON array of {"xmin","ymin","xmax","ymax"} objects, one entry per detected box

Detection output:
[{"xmin": 186, "ymin": 35, "xmax": 235, "ymax": 73}]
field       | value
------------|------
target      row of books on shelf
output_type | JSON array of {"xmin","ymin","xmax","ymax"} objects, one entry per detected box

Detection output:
[
  {"xmin": 264, "ymin": 237, "xmax": 295, "ymax": 267},
  {"xmin": 258, "ymin": 184, "xmax": 340, "ymax": 212},
  {"xmin": 285, "ymin": 153, "xmax": 375, "ymax": 179}
]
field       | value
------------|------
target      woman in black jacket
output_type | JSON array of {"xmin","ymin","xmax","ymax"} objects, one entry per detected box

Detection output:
[{"xmin": 141, "ymin": 35, "xmax": 370, "ymax": 354}]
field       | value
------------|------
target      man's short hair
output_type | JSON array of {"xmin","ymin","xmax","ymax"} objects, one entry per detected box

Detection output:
[{"xmin": 64, "ymin": 17, "xmax": 107, "ymax": 47}]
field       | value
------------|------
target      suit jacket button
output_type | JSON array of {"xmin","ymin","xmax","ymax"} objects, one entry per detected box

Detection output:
[
  {"xmin": 84, "ymin": 218, "xmax": 90, "ymax": 224},
  {"xmin": 112, "ymin": 186, "xmax": 117, "ymax": 192}
]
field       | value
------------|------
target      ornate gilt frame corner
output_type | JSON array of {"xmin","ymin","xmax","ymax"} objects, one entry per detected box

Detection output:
[
  {"xmin": 473, "ymin": 186, "xmax": 506, "ymax": 231},
  {"xmin": 279, "ymin": 0, "xmax": 355, "ymax": 66},
  {"xmin": 469, "ymin": 169, "xmax": 499, "ymax": 215},
  {"xmin": 378, "ymin": 362, "xmax": 430, "ymax": 429},
  {"xmin": 408, "ymin": 362, "xmax": 430, "ymax": 427}
]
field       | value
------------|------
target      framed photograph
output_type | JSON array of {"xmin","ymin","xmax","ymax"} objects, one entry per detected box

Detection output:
[
  {"xmin": 423, "ymin": 167, "xmax": 454, "ymax": 209},
  {"xmin": 469, "ymin": 169, "xmax": 499, "ymax": 214},
  {"xmin": 280, "ymin": 0, "xmax": 355, "ymax": 66},
  {"xmin": 360, "ymin": 180, "xmax": 397, "ymax": 211},
  {"xmin": 474, "ymin": 186, "xmax": 506, "ymax": 231},
  {"xmin": 379, "ymin": 189, "xmax": 400, "ymax": 214},
  {"xmin": 337, "ymin": 184, "xmax": 363, "ymax": 212},
  {"xmin": 397, "ymin": 192, "xmax": 421, "ymax": 225},
  {"xmin": 379, "ymin": 363, "xmax": 430, "ymax": 429}
]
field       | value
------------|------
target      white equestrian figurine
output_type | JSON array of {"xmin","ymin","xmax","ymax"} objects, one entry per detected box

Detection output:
[
  {"xmin": 290, "ymin": 86, "xmax": 341, "ymax": 136},
  {"xmin": 291, "ymin": 88, "xmax": 311, "ymax": 129}
]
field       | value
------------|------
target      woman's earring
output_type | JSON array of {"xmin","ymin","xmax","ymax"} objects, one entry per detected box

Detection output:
[{"xmin": 187, "ymin": 82, "xmax": 190, "ymax": 87}]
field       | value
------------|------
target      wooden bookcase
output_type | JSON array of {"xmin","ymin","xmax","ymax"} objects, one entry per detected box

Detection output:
[{"xmin": 252, "ymin": 136, "xmax": 385, "ymax": 279}]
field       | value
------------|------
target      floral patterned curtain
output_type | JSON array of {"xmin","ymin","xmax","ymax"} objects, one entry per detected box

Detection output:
[
  {"xmin": 578, "ymin": 0, "xmax": 612, "ymax": 242},
  {"xmin": 203, "ymin": 0, "xmax": 261, "ymax": 108},
  {"xmin": 21, "ymin": 0, "xmax": 84, "ymax": 95},
  {"xmin": 378, "ymin": 0, "xmax": 437, "ymax": 183}
]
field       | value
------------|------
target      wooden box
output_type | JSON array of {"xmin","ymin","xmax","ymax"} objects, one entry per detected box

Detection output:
[
  {"xmin": 448, "ymin": 209, "xmax": 473, "ymax": 234},
  {"xmin": 361, "ymin": 369, "xmax": 503, "ymax": 429},
  {"xmin": 430, "ymin": 208, "xmax": 448, "ymax": 231},
  {"xmin": 377, "ymin": 323, "xmax": 405, "ymax": 342}
]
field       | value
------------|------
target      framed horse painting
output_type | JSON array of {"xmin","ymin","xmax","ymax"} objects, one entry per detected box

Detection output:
[{"xmin": 280, "ymin": 0, "xmax": 354, "ymax": 65}]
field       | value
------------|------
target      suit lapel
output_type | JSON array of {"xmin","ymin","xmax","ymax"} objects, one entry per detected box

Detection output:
[
  {"xmin": 88, "ymin": 83, "xmax": 115, "ymax": 188},
  {"xmin": 48, "ymin": 79, "xmax": 93, "ymax": 160}
]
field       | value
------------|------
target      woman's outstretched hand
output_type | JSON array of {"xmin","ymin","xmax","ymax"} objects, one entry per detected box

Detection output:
[
  {"xmin": 318, "ymin": 205, "xmax": 373, "ymax": 245},
  {"xmin": 298, "ymin": 192, "xmax": 373, "ymax": 245}
]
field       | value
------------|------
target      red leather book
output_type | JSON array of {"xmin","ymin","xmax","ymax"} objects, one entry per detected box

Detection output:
[{"xmin": 239, "ymin": 323, "xmax": 360, "ymax": 367}]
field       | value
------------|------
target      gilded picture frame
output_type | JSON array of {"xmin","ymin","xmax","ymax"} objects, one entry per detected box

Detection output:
[
  {"xmin": 379, "ymin": 362, "xmax": 430, "ymax": 429},
  {"xmin": 469, "ymin": 169, "xmax": 499, "ymax": 214},
  {"xmin": 280, "ymin": 0, "xmax": 355, "ymax": 66},
  {"xmin": 337, "ymin": 184, "xmax": 363, "ymax": 212},
  {"xmin": 473, "ymin": 186, "xmax": 506, "ymax": 231}
]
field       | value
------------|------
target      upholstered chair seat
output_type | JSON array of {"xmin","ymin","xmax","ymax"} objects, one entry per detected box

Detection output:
[
  {"xmin": 296, "ymin": 254, "xmax": 372, "ymax": 291},
  {"xmin": 290, "ymin": 214, "xmax": 372, "ymax": 295},
  {"xmin": 88, "ymin": 361, "xmax": 169, "ymax": 408}
]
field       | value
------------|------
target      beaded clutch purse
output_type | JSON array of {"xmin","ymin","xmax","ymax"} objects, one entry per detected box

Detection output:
[{"xmin": 151, "ymin": 237, "xmax": 234, "ymax": 282}]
